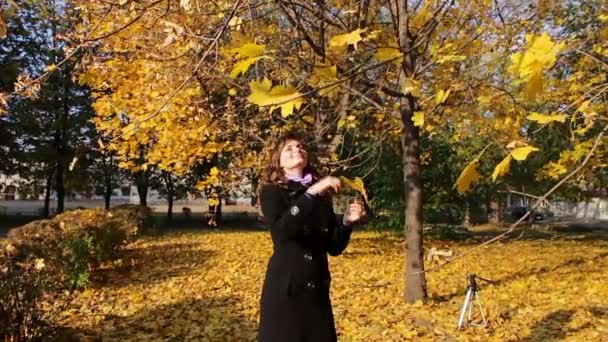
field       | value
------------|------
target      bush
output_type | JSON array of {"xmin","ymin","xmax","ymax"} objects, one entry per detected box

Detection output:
[
  {"xmin": 0, "ymin": 206, "xmax": 148, "ymax": 340},
  {"xmin": 0, "ymin": 253, "xmax": 52, "ymax": 341},
  {"xmin": 5, "ymin": 206, "xmax": 146, "ymax": 290}
]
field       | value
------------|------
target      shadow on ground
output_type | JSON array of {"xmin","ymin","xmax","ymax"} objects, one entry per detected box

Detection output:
[
  {"xmin": 52, "ymin": 295, "xmax": 258, "ymax": 341},
  {"xmin": 521, "ymin": 306, "xmax": 607, "ymax": 342},
  {"xmin": 91, "ymin": 241, "xmax": 216, "ymax": 289}
]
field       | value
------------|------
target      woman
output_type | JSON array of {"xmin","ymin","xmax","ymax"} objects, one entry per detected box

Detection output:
[{"xmin": 258, "ymin": 133, "xmax": 364, "ymax": 342}]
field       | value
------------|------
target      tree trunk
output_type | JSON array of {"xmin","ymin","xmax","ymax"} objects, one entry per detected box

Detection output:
[
  {"xmin": 400, "ymin": 99, "xmax": 427, "ymax": 303},
  {"xmin": 392, "ymin": 0, "xmax": 427, "ymax": 303},
  {"xmin": 135, "ymin": 171, "xmax": 148, "ymax": 206},
  {"xmin": 104, "ymin": 175, "xmax": 112, "ymax": 210},
  {"xmin": 43, "ymin": 172, "xmax": 52, "ymax": 218},
  {"xmin": 250, "ymin": 172, "xmax": 259, "ymax": 206},
  {"xmin": 167, "ymin": 182, "xmax": 174, "ymax": 221},
  {"xmin": 167, "ymin": 194, "xmax": 173, "ymax": 221},
  {"xmin": 102, "ymin": 154, "xmax": 113, "ymax": 210},
  {"xmin": 55, "ymin": 159, "xmax": 65, "ymax": 214}
]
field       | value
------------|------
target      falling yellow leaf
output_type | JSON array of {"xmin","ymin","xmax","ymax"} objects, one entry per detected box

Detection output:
[
  {"xmin": 47, "ymin": 64, "xmax": 57, "ymax": 72},
  {"xmin": 511, "ymin": 145, "xmax": 540, "ymax": 161},
  {"xmin": 508, "ymin": 33, "xmax": 565, "ymax": 99},
  {"xmin": 227, "ymin": 42, "xmax": 265, "ymax": 59},
  {"xmin": 435, "ymin": 89, "xmax": 451, "ymax": 105},
  {"xmin": 309, "ymin": 64, "xmax": 340, "ymax": 97},
  {"xmin": 339, "ymin": 176, "xmax": 369, "ymax": 207},
  {"xmin": 247, "ymin": 78, "xmax": 303, "ymax": 117},
  {"xmin": 412, "ymin": 111, "xmax": 424, "ymax": 127},
  {"xmin": 228, "ymin": 16, "xmax": 243, "ymax": 30},
  {"xmin": 491, "ymin": 155, "xmax": 512, "ymax": 182},
  {"xmin": 527, "ymin": 112, "xmax": 567, "ymax": 124},
  {"xmin": 374, "ymin": 47, "xmax": 403, "ymax": 64},
  {"xmin": 230, "ymin": 56, "xmax": 264, "ymax": 78},
  {"xmin": 436, "ymin": 55, "xmax": 466, "ymax": 64},
  {"xmin": 455, "ymin": 158, "xmax": 480, "ymax": 194},
  {"xmin": 329, "ymin": 28, "xmax": 366, "ymax": 49},
  {"xmin": 401, "ymin": 77, "xmax": 421, "ymax": 97}
]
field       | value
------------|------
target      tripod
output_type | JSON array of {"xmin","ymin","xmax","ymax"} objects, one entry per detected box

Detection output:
[{"xmin": 457, "ymin": 273, "xmax": 492, "ymax": 330}]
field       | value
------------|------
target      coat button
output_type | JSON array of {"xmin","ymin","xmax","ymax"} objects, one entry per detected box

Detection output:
[
  {"xmin": 306, "ymin": 281, "xmax": 316, "ymax": 289},
  {"xmin": 290, "ymin": 206, "xmax": 300, "ymax": 216},
  {"xmin": 304, "ymin": 253, "xmax": 313, "ymax": 261}
]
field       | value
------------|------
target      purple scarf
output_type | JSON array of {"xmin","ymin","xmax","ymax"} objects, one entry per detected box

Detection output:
[{"xmin": 287, "ymin": 173, "xmax": 313, "ymax": 186}]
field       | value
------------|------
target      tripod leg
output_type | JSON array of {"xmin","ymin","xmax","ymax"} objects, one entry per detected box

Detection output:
[
  {"xmin": 468, "ymin": 290, "xmax": 475, "ymax": 321},
  {"xmin": 475, "ymin": 291, "xmax": 488, "ymax": 327},
  {"xmin": 457, "ymin": 287, "xmax": 472, "ymax": 330}
]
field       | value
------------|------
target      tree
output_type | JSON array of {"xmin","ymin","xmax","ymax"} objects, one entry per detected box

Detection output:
[{"xmin": 1, "ymin": 0, "xmax": 95, "ymax": 214}]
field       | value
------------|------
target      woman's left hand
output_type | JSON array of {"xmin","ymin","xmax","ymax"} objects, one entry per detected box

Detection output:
[{"xmin": 343, "ymin": 200, "xmax": 365, "ymax": 226}]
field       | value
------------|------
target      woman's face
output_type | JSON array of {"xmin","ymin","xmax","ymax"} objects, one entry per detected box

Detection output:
[{"xmin": 279, "ymin": 139, "xmax": 308, "ymax": 174}]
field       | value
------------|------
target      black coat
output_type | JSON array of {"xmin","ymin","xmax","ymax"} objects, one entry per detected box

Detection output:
[{"xmin": 257, "ymin": 181, "xmax": 353, "ymax": 342}]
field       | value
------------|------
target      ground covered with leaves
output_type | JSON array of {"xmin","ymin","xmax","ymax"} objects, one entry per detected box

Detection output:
[{"xmin": 50, "ymin": 229, "xmax": 607, "ymax": 341}]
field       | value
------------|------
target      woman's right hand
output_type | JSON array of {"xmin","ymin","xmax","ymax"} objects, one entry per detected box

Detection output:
[{"xmin": 306, "ymin": 176, "xmax": 341, "ymax": 196}]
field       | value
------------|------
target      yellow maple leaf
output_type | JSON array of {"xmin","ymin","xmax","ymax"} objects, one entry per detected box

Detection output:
[
  {"xmin": 527, "ymin": 112, "xmax": 567, "ymax": 124},
  {"xmin": 309, "ymin": 64, "xmax": 340, "ymax": 97},
  {"xmin": 576, "ymin": 100, "xmax": 597, "ymax": 116},
  {"xmin": 525, "ymin": 71, "xmax": 544, "ymax": 100},
  {"xmin": 436, "ymin": 54, "xmax": 466, "ymax": 64},
  {"xmin": 508, "ymin": 33, "xmax": 565, "ymax": 99},
  {"xmin": 455, "ymin": 158, "xmax": 480, "ymax": 194},
  {"xmin": 511, "ymin": 145, "xmax": 540, "ymax": 161},
  {"xmin": 247, "ymin": 78, "xmax": 303, "ymax": 117},
  {"xmin": 339, "ymin": 176, "xmax": 369, "ymax": 207},
  {"xmin": 374, "ymin": 47, "xmax": 403, "ymax": 64},
  {"xmin": 491, "ymin": 155, "xmax": 512, "ymax": 182},
  {"xmin": 401, "ymin": 77, "xmax": 421, "ymax": 97},
  {"xmin": 412, "ymin": 111, "xmax": 424, "ymax": 127},
  {"xmin": 227, "ymin": 42, "xmax": 265, "ymax": 59},
  {"xmin": 230, "ymin": 56, "xmax": 264, "ymax": 78},
  {"xmin": 509, "ymin": 33, "xmax": 565, "ymax": 79},
  {"xmin": 329, "ymin": 28, "xmax": 366, "ymax": 49},
  {"xmin": 435, "ymin": 89, "xmax": 451, "ymax": 105}
]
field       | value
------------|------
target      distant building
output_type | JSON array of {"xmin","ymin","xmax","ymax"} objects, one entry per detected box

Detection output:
[{"xmin": 0, "ymin": 173, "xmax": 24, "ymax": 200}]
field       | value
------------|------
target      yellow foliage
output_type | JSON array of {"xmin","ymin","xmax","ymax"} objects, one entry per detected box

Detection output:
[
  {"xmin": 527, "ymin": 112, "xmax": 567, "ymax": 124},
  {"xmin": 511, "ymin": 146, "xmax": 540, "ymax": 161},
  {"xmin": 491, "ymin": 155, "xmax": 512, "ymax": 182},
  {"xmin": 412, "ymin": 111, "xmax": 424, "ymax": 127},
  {"xmin": 329, "ymin": 28, "xmax": 366, "ymax": 49},
  {"xmin": 508, "ymin": 33, "xmax": 565, "ymax": 100},
  {"xmin": 509, "ymin": 33, "xmax": 565, "ymax": 79},
  {"xmin": 435, "ymin": 89, "xmax": 451, "ymax": 105},
  {"xmin": 308, "ymin": 64, "xmax": 340, "ymax": 97},
  {"xmin": 227, "ymin": 42, "xmax": 265, "ymax": 59},
  {"xmin": 247, "ymin": 79, "xmax": 303, "ymax": 117},
  {"xmin": 374, "ymin": 46, "xmax": 403, "ymax": 64},
  {"xmin": 230, "ymin": 56, "xmax": 264, "ymax": 78},
  {"xmin": 455, "ymin": 158, "xmax": 480, "ymax": 194},
  {"xmin": 401, "ymin": 77, "xmax": 421, "ymax": 97},
  {"xmin": 539, "ymin": 141, "xmax": 594, "ymax": 179}
]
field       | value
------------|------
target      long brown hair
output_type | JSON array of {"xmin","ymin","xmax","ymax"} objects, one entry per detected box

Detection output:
[{"xmin": 264, "ymin": 132, "xmax": 320, "ymax": 184}]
